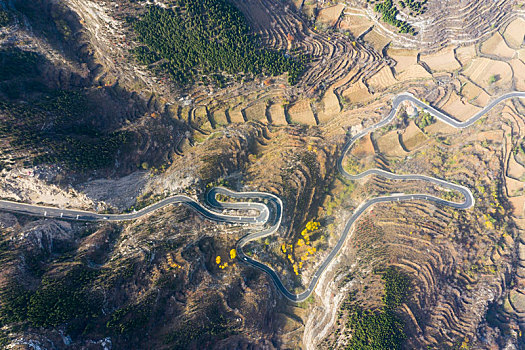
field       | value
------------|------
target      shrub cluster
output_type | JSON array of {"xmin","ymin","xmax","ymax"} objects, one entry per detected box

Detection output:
[{"xmin": 373, "ymin": 0, "xmax": 417, "ymax": 35}]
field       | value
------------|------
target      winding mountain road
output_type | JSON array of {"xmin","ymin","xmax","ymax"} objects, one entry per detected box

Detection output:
[
  {"xmin": 0, "ymin": 188, "xmax": 268, "ymax": 225},
  {"xmin": 0, "ymin": 91, "xmax": 524, "ymax": 302}
]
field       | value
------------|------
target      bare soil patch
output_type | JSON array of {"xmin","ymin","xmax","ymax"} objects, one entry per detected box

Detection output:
[
  {"xmin": 228, "ymin": 107, "xmax": 245, "ymax": 123},
  {"xmin": 342, "ymin": 81, "xmax": 373, "ymax": 104},
  {"xmin": 291, "ymin": 0, "xmax": 304, "ymax": 10},
  {"xmin": 455, "ymin": 45, "xmax": 477, "ymax": 66},
  {"xmin": 509, "ymin": 195, "xmax": 525, "ymax": 217},
  {"xmin": 460, "ymin": 79, "xmax": 491, "ymax": 106},
  {"xmin": 288, "ymin": 99, "xmax": 316, "ymax": 125},
  {"xmin": 510, "ymin": 59, "xmax": 525, "ymax": 91},
  {"xmin": 424, "ymin": 120, "xmax": 459, "ymax": 135},
  {"xmin": 367, "ymin": 66, "xmax": 398, "ymax": 92},
  {"xmin": 420, "ymin": 47, "xmax": 461, "ymax": 72},
  {"xmin": 387, "ymin": 48, "xmax": 418, "ymax": 73},
  {"xmin": 505, "ymin": 176, "xmax": 524, "ymax": 197},
  {"xmin": 244, "ymin": 102, "xmax": 267, "ymax": 122},
  {"xmin": 509, "ymin": 154, "xmax": 525, "ymax": 180},
  {"xmin": 462, "ymin": 57, "xmax": 512, "ymax": 90},
  {"xmin": 268, "ymin": 102, "xmax": 288, "ymax": 125},
  {"xmin": 363, "ymin": 28, "xmax": 391, "ymax": 52},
  {"xmin": 316, "ymin": 4, "xmax": 345, "ymax": 27},
  {"xmin": 387, "ymin": 48, "xmax": 431, "ymax": 81},
  {"xmin": 194, "ymin": 106, "xmax": 213, "ymax": 132},
  {"xmin": 503, "ymin": 18, "xmax": 525, "ymax": 49},
  {"xmin": 477, "ymin": 130, "xmax": 504, "ymax": 143},
  {"xmin": 441, "ymin": 92, "xmax": 481, "ymax": 121},
  {"xmin": 339, "ymin": 12, "xmax": 373, "ymax": 38},
  {"xmin": 300, "ymin": 1, "xmax": 317, "ymax": 18},
  {"xmin": 350, "ymin": 133, "xmax": 375, "ymax": 157},
  {"xmin": 375, "ymin": 130, "xmax": 407, "ymax": 157},
  {"xmin": 480, "ymin": 32, "xmax": 515, "ymax": 59},
  {"xmin": 317, "ymin": 90, "xmax": 341, "ymax": 123},
  {"xmin": 212, "ymin": 109, "xmax": 229, "ymax": 126},
  {"xmin": 401, "ymin": 121, "xmax": 428, "ymax": 151},
  {"xmin": 518, "ymin": 48, "xmax": 525, "ymax": 62},
  {"xmin": 397, "ymin": 64, "xmax": 432, "ymax": 82}
]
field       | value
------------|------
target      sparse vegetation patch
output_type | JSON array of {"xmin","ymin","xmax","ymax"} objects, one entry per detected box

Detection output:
[{"xmin": 0, "ymin": 9, "xmax": 11, "ymax": 27}]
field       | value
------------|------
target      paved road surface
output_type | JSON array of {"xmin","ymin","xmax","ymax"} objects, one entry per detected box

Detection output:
[
  {"xmin": 0, "ymin": 188, "xmax": 267, "ymax": 224},
  {"xmin": 1, "ymin": 91, "xmax": 523, "ymax": 302}
]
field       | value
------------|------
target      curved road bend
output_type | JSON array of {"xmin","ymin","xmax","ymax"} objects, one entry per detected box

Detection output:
[
  {"xmin": 236, "ymin": 91, "xmax": 523, "ymax": 301},
  {"xmin": 0, "ymin": 91, "xmax": 524, "ymax": 302},
  {"xmin": 0, "ymin": 187, "xmax": 269, "ymax": 225}
]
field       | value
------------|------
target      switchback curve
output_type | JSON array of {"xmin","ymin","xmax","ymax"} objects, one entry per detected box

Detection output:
[{"xmin": 1, "ymin": 92, "xmax": 524, "ymax": 302}]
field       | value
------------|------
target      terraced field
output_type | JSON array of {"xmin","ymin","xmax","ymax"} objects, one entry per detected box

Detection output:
[{"xmin": 4, "ymin": 0, "xmax": 525, "ymax": 349}]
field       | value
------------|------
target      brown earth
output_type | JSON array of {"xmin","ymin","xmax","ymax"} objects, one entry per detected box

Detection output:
[
  {"xmin": 462, "ymin": 57, "xmax": 513, "ymax": 91},
  {"xmin": 401, "ymin": 121, "xmax": 428, "ymax": 151},
  {"xmin": 316, "ymin": 4, "xmax": 345, "ymax": 27},
  {"xmin": 503, "ymin": 18, "xmax": 525, "ymax": 49},
  {"xmin": 420, "ymin": 47, "xmax": 461, "ymax": 72},
  {"xmin": 480, "ymin": 31, "xmax": 516, "ymax": 59},
  {"xmin": 288, "ymin": 100, "xmax": 316, "ymax": 125},
  {"xmin": 4, "ymin": 1, "xmax": 525, "ymax": 349}
]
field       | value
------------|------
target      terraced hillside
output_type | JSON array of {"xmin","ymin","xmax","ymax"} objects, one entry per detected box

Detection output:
[
  {"xmin": 323, "ymin": 0, "xmax": 520, "ymax": 51},
  {"xmin": 306, "ymin": 83, "xmax": 522, "ymax": 348},
  {"xmin": 2, "ymin": 0, "xmax": 525, "ymax": 349}
]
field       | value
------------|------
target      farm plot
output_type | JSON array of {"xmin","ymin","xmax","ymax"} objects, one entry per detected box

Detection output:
[
  {"xmin": 375, "ymin": 130, "xmax": 407, "ymax": 157},
  {"xmin": 462, "ymin": 57, "xmax": 512, "ymax": 90},
  {"xmin": 317, "ymin": 90, "xmax": 341, "ymax": 123},
  {"xmin": 480, "ymin": 32, "xmax": 515, "ymax": 59},
  {"xmin": 288, "ymin": 99, "xmax": 316, "ymax": 125},
  {"xmin": 268, "ymin": 102, "xmax": 288, "ymax": 125},
  {"xmin": 420, "ymin": 47, "xmax": 461, "ymax": 72},
  {"xmin": 339, "ymin": 13, "xmax": 374, "ymax": 38},
  {"xmin": 317, "ymin": 4, "xmax": 345, "ymax": 27},
  {"xmin": 401, "ymin": 121, "xmax": 428, "ymax": 152},
  {"xmin": 503, "ymin": 18, "xmax": 525, "ymax": 49},
  {"xmin": 350, "ymin": 133, "xmax": 375, "ymax": 157},
  {"xmin": 342, "ymin": 81, "xmax": 374, "ymax": 104},
  {"xmin": 244, "ymin": 102, "xmax": 268, "ymax": 122},
  {"xmin": 441, "ymin": 92, "xmax": 481, "ymax": 121},
  {"xmin": 459, "ymin": 78, "xmax": 491, "ymax": 106},
  {"xmin": 455, "ymin": 45, "xmax": 477, "ymax": 66},
  {"xmin": 367, "ymin": 66, "xmax": 398, "ymax": 92}
]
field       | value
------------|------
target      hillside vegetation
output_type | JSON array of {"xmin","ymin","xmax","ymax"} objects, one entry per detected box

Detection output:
[
  {"xmin": 369, "ymin": 0, "xmax": 428, "ymax": 35},
  {"xmin": 0, "ymin": 89, "xmax": 130, "ymax": 171},
  {"xmin": 0, "ymin": 47, "xmax": 134, "ymax": 172},
  {"xmin": 131, "ymin": 2, "xmax": 306, "ymax": 87},
  {"xmin": 343, "ymin": 267, "xmax": 411, "ymax": 350}
]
